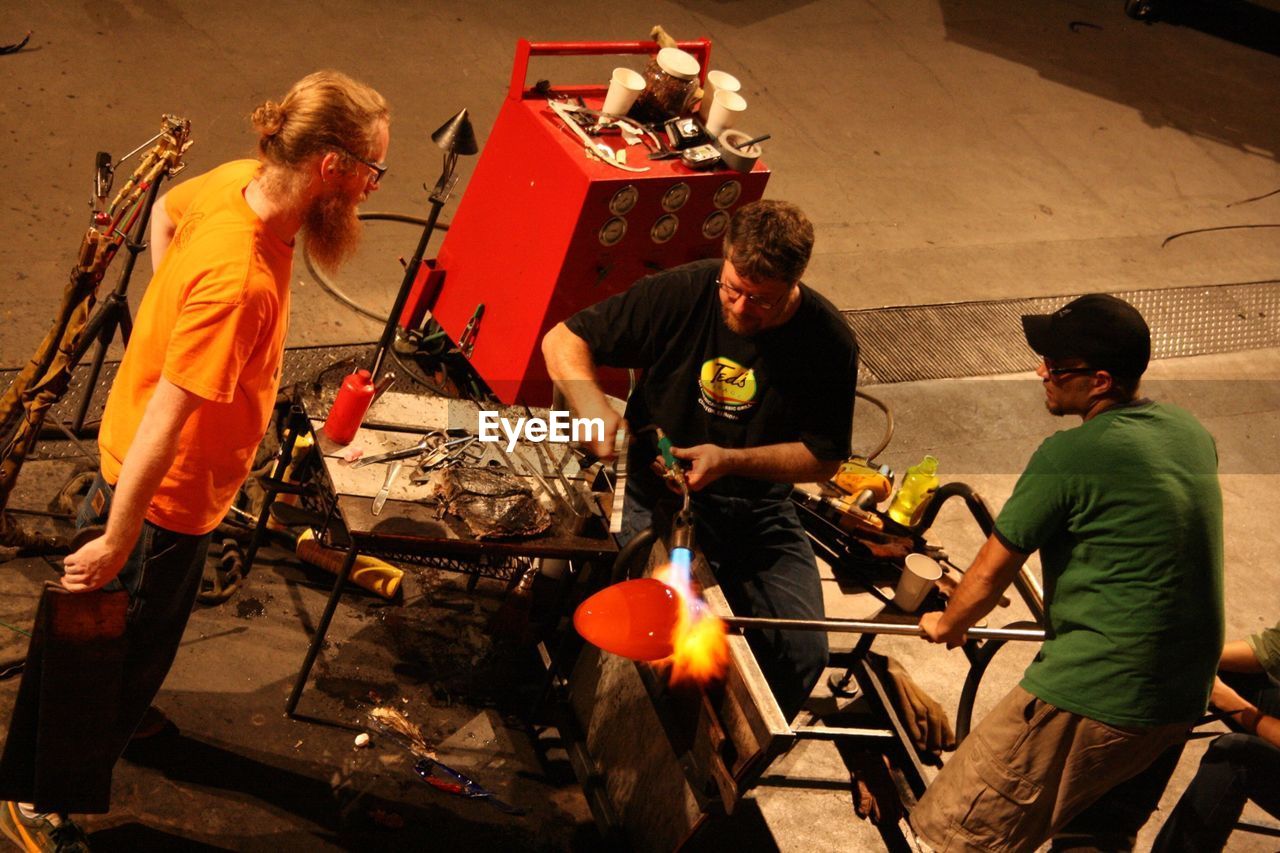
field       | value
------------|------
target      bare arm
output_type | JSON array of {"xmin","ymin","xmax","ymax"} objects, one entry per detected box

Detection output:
[
  {"xmin": 541, "ymin": 322, "xmax": 623, "ymax": 459},
  {"xmin": 149, "ymin": 192, "xmax": 177, "ymax": 272},
  {"xmin": 1219, "ymin": 639, "xmax": 1265, "ymax": 673},
  {"xmin": 62, "ymin": 376, "xmax": 204, "ymax": 592},
  {"xmin": 672, "ymin": 441, "xmax": 841, "ymax": 491},
  {"xmin": 919, "ymin": 534, "xmax": 1029, "ymax": 647},
  {"xmin": 1210, "ymin": 677, "xmax": 1280, "ymax": 748}
]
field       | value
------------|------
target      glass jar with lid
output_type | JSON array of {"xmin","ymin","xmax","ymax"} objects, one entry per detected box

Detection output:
[{"xmin": 627, "ymin": 47, "xmax": 700, "ymax": 125}]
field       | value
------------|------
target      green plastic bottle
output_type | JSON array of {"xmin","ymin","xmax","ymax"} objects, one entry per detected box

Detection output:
[{"xmin": 887, "ymin": 455, "xmax": 940, "ymax": 527}]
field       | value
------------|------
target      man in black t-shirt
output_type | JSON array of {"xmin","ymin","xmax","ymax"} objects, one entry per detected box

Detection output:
[{"xmin": 542, "ymin": 200, "xmax": 858, "ymax": 720}]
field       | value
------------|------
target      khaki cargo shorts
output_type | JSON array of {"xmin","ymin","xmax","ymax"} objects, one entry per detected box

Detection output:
[{"xmin": 909, "ymin": 685, "xmax": 1188, "ymax": 853}]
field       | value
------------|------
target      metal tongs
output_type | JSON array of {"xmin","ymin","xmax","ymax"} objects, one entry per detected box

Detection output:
[{"xmin": 410, "ymin": 436, "xmax": 483, "ymax": 482}]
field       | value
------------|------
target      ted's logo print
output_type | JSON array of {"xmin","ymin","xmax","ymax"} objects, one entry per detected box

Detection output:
[{"xmin": 698, "ymin": 357, "xmax": 758, "ymax": 419}]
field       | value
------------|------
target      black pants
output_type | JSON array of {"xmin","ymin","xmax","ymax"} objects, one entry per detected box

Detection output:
[
  {"xmin": 1151, "ymin": 673, "xmax": 1280, "ymax": 852},
  {"xmin": 0, "ymin": 473, "xmax": 209, "ymax": 813},
  {"xmin": 1052, "ymin": 670, "xmax": 1279, "ymax": 852}
]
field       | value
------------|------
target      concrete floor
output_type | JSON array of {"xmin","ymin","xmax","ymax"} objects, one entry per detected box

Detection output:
[{"xmin": 1, "ymin": 0, "xmax": 1279, "ymax": 850}]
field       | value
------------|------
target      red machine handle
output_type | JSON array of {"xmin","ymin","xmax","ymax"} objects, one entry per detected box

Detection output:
[{"xmin": 508, "ymin": 38, "xmax": 713, "ymax": 101}]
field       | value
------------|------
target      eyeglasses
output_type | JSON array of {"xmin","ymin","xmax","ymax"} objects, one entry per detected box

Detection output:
[
  {"xmin": 716, "ymin": 272, "xmax": 786, "ymax": 311},
  {"xmin": 335, "ymin": 145, "xmax": 387, "ymax": 185}
]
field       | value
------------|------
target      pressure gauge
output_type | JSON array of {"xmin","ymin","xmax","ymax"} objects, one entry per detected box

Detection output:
[
  {"xmin": 701, "ymin": 210, "xmax": 730, "ymax": 240},
  {"xmin": 609, "ymin": 185, "xmax": 639, "ymax": 216},
  {"xmin": 713, "ymin": 179, "xmax": 742, "ymax": 209},
  {"xmin": 598, "ymin": 216, "xmax": 628, "ymax": 247},
  {"xmin": 650, "ymin": 214, "xmax": 678, "ymax": 244},
  {"xmin": 661, "ymin": 182, "xmax": 691, "ymax": 212}
]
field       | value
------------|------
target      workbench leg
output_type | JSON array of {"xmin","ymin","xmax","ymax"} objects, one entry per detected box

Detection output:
[
  {"xmin": 285, "ymin": 545, "xmax": 359, "ymax": 718},
  {"xmin": 244, "ymin": 405, "xmax": 308, "ymax": 575}
]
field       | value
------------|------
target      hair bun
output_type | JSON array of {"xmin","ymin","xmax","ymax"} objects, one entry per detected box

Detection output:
[{"xmin": 251, "ymin": 100, "xmax": 285, "ymax": 137}]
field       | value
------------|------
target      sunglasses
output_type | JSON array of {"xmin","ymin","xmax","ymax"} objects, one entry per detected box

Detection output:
[{"xmin": 1043, "ymin": 360, "xmax": 1098, "ymax": 378}]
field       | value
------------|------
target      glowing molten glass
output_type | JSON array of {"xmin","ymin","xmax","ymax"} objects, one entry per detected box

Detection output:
[
  {"xmin": 573, "ymin": 577, "xmax": 681, "ymax": 661},
  {"xmin": 574, "ymin": 566, "xmax": 730, "ymax": 685}
]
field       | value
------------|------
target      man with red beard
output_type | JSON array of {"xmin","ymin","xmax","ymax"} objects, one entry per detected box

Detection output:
[
  {"xmin": 0, "ymin": 70, "xmax": 387, "ymax": 848},
  {"xmin": 543, "ymin": 200, "xmax": 859, "ymax": 722}
]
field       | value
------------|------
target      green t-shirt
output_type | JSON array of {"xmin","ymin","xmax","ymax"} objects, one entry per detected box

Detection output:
[
  {"xmin": 1247, "ymin": 621, "xmax": 1280, "ymax": 682},
  {"xmin": 995, "ymin": 401, "xmax": 1224, "ymax": 727}
]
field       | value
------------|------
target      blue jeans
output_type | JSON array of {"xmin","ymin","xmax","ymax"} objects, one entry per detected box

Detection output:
[
  {"xmin": 621, "ymin": 483, "xmax": 827, "ymax": 722},
  {"xmin": 1151, "ymin": 674, "xmax": 1280, "ymax": 852}
]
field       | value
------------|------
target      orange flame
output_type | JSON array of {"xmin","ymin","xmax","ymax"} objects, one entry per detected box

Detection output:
[{"xmin": 652, "ymin": 563, "xmax": 730, "ymax": 685}]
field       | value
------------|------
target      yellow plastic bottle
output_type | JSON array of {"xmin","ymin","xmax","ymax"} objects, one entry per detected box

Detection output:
[{"xmin": 886, "ymin": 455, "xmax": 940, "ymax": 527}]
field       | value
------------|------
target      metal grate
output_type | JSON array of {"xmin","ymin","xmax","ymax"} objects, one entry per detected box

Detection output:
[
  {"xmin": 847, "ymin": 280, "xmax": 1280, "ymax": 385},
  {"xmin": 1, "ymin": 342, "xmax": 378, "ymax": 460},
  {"xmin": 7, "ymin": 279, "xmax": 1278, "ymax": 420}
]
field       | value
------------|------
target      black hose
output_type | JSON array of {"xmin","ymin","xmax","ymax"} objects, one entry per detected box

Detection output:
[
  {"xmin": 1161, "ymin": 223, "xmax": 1280, "ymax": 248},
  {"xmin": 302, "ymin": 212, "xmax": 449, "ymax": 322},
  {"xmin": 912, "ymin": 482, "xmax": 995, "ymax": 538},
  {"xmin": 954, "ymin": 619, "xmax": 1041, "ymax": 743},
  {"xmin": 0, "ymin": 655, "xmax": 25, "ymax": 680},
  {"xmin": 611, "ymin": 526, "xmax": 658, "ymax": 584}
]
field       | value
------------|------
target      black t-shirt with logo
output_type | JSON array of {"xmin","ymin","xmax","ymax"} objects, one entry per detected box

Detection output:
[{"xmin": 565, "ymin": 259, "xmax": 859, "ymax": 499}]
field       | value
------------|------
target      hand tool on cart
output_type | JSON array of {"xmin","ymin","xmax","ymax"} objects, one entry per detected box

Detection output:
[
  {"xmin": 408, "ymin": 436, "xmax": 482, "ymax": 483},
  {"xmin": 358, "ymin": 433, "xmax": 476, "ymax": 471},
  {"xmin": 351, "ymin": 433, "xmax": 441, "ymax": 468},
  {"xmin": 491, "ymin": 440, "xmax": 581, "ymax": 519},
  {"xmin": 523, "ymin": 405, "xmax": 590, "ymax": 516},
  {"xmin": 371, "ymin": 460, "xmax": 404, "ymax": 516}
]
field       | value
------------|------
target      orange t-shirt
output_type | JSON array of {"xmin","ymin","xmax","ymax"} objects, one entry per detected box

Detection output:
[{"xmin": 98, "ymin": 159, "xmax": 293, "ymax": 535}]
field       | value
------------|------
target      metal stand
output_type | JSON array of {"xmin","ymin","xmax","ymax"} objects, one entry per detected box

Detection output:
[
  {"xmin": 70, "ymin": 178, "xmax": 165, "ymax": 433},
  {"xmin": 234, "ymin": 404, "xmax": 354, "ymax": 719},
  {"xmin": 369, "ymin": 109, "xmax": 477, "ymax": 380},
  {"xmin": 285, "ymin": 544, "xmax": 359, "ymax": 718}
]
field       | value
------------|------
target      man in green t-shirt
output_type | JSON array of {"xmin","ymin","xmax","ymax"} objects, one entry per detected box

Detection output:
[{"xmin": 911, "ymin": 294, "xmax": 1225, "ymax": 853}]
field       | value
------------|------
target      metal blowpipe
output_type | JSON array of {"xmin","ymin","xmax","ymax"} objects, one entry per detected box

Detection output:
[{"xmin": 722, "ymin": 616, "xmax": 1044, "ymax": 643}]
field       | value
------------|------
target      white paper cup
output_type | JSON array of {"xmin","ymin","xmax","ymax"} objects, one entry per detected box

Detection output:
[
  {"xmin": 603, "ymin": 67, "xmax": 646, "ymax": 117},
  {"xmin": 700, "ymin": 70, "xmax": 742, "ymax": 122},
  {"xmin": 893, "ymin": 553, "xmax": 943, "ymax": 612},
  {"xmin": 705, "ymin": 89, "xmax": 747, "ymax": 136}
]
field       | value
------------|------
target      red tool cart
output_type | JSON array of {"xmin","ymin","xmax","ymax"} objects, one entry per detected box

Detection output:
[{"xmin": 416, "ymin": 38, "xmax": 771, "ymax": 405}]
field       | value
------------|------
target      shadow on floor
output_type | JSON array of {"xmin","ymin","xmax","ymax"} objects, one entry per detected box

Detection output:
[{"xmin": 938, "ymin": 0, "xmax": 1280, "ymax": 159}]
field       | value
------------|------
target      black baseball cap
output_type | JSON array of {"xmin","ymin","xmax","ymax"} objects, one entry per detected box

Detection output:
[{"xmin": 1021, "ymin": 294, "xmax": 1151, "ymax": 379}]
